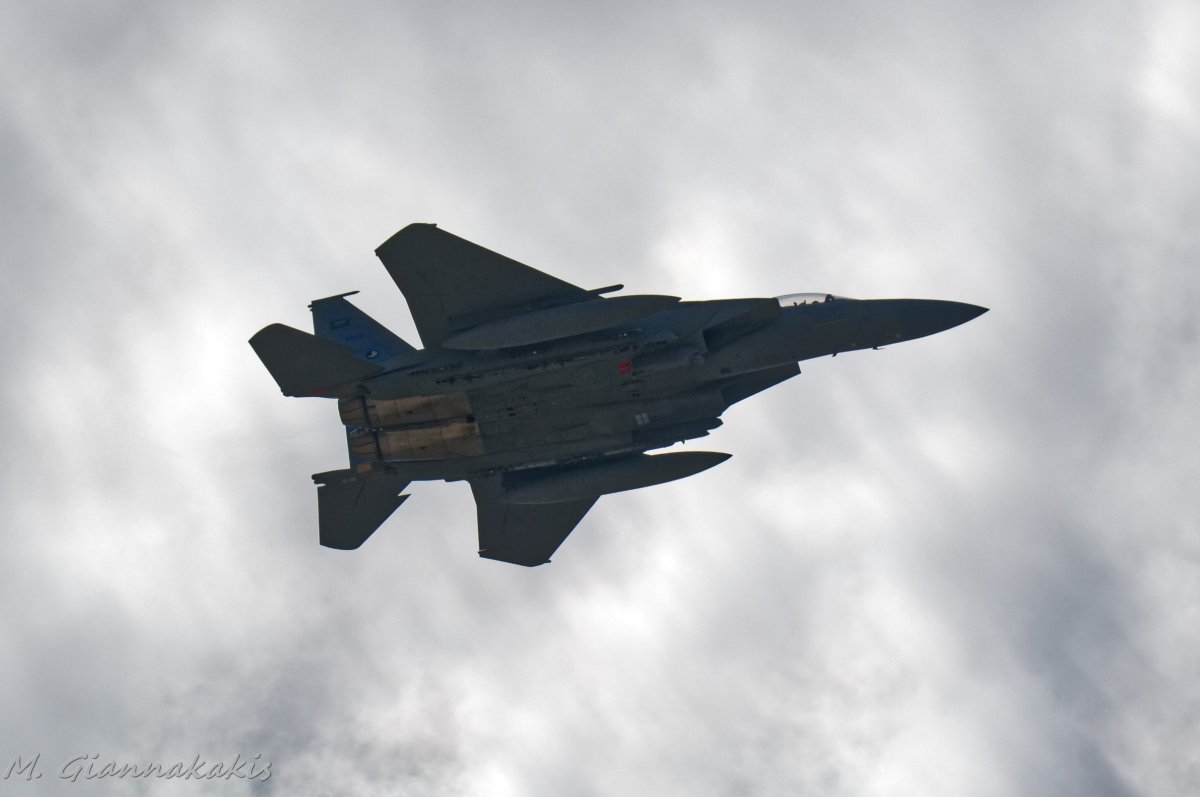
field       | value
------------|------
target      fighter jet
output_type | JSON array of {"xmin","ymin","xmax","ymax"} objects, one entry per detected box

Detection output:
[{"xmin": 250, "ymin": 223, "xmax": 986, "ymax": 566}]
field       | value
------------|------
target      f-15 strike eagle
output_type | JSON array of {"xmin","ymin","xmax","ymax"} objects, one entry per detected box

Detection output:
[{"xmin": 250, "ymin": 223, "xmax": 986, "ymax": 566}]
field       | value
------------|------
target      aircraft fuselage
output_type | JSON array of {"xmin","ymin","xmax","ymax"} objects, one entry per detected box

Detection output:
[{"xmin": 337, "ymin": 297, "xmax": 984, "ymax": 480}]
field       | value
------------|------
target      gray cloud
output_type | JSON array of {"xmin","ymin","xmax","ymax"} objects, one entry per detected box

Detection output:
[{"xmin": 2, "ymin": 1, "xmax": 1198, "ymax": 795}]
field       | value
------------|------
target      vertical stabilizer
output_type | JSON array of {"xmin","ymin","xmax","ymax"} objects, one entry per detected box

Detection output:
[{"xmin": 310, "ymin": 292, "xmax": 416, "ymax": 362}]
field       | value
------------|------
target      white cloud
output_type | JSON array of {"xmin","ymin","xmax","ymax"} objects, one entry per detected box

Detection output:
[{"xmin": 1, "ymin": 1, "xmax": 1197, "ymax": 795}]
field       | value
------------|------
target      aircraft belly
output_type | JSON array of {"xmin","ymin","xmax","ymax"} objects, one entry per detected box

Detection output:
[
  {"xmin": 473, "ymin": 387, "xmax": 725, "ymax": 457},
  {"xmin": 350, "ymin": 420, "xmax": 485, "ymax": 461},
  {"xmin": 339, "ymin": 393, "xmax": 472, "ymax": 427},
  {"xmin": 341, "ymin": 392, "xmax": 484, "ymax": 462}
]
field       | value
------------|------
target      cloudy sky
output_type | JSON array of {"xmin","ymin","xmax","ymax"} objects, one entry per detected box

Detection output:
[{"xmin": 2, "ymin": 1, "xmax": 1198, "ymax": 795}]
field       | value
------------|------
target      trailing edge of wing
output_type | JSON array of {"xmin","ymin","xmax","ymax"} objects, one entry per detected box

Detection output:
[
  {"xmin": 375, "ymin": 223, "xmax": 594, "ymax": 348},
  {"xmin": 313, "ymin": 469, "xmax": 411, "ymax": 550},
  {"xmin": 470, "ymin": 476, "xmax": 597, "ymax": 567},
  {"xmin": 249, "ymin": 323, "xmax": 383, "ymax": 396}
]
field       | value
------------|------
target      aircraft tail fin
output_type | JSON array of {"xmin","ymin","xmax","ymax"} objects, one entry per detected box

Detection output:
[
  {"xmin": 312, "ymin": 468, "xmax": 411, "ymax": 549},
  {"xmin": 249, "ymin": 323, "xmax": 383, "ymax": 396},
  {"xmin": 309, "ymin": 292, "xmax": 416, "ymax": 362}
]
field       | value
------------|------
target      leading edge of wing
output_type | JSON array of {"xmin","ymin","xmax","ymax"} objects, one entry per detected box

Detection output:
[
  {"xmin": 375, "ymin": 223, "xmax": 593, "ymax": 349},
  {"xmin": 469, "ymin": 476, "xmax": 597, "ymax": 567}
]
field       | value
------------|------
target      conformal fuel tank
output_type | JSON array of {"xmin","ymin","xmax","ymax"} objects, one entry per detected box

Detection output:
[
  {"xmin": 500, "ymin": 451, "xmax": 730, "ymax": 504},
  {"xmin": 441, "ymin": 294, "xmax": 680, "ymax": 350}
]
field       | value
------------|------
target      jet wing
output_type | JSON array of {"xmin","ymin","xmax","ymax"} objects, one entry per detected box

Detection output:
[
  {"xmin": 375, "ymin": 223, "xmax": 594, "ymax": 349},
  {"xmin": 469, "ymin": 476, "xmax": 598, "ymax": 566}
]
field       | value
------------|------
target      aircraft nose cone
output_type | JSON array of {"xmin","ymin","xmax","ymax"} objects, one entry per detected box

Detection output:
[
  {"xmin": 884, "ymin": 300, "xmax": 988, "ymax": 343},
  {"xmin": 933, "ymin": 301, "xmax": 988, "ymax": 330}
]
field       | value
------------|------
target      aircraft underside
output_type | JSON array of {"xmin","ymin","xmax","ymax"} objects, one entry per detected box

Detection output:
[{"xmin": 251, "ymin": 223, "xmax": 985, "ymax": 566}]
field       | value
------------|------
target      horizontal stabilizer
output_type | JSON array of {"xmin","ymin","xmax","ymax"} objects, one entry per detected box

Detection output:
[
  {"xmin": 249, "ymin": 323, "xmax": 383, "ymax": 396},
  {"xmin": 502, "ymin": 451, "xmax": 731, "ymax": 505},
  {"xmin": 312, "ymin": 469, "xmax": 411, "ymax": 550}
]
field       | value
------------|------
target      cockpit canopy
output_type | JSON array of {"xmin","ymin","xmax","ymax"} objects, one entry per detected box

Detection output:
[{"xmin": 776, "ymin": 292, "xmax": 855, "ymax": 307}]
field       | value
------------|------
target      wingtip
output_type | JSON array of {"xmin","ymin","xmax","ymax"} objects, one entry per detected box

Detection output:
[
  {"xmin": 375, "ymin": 222, "xmax": 440, "ymax": 254},
  {"xmin": 308, "ymin": 290, "xmax": 361, "ymax": 309},
  {"xmin": 477, "ymin": 549, "xmax": 551, "ymax": 567}
]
